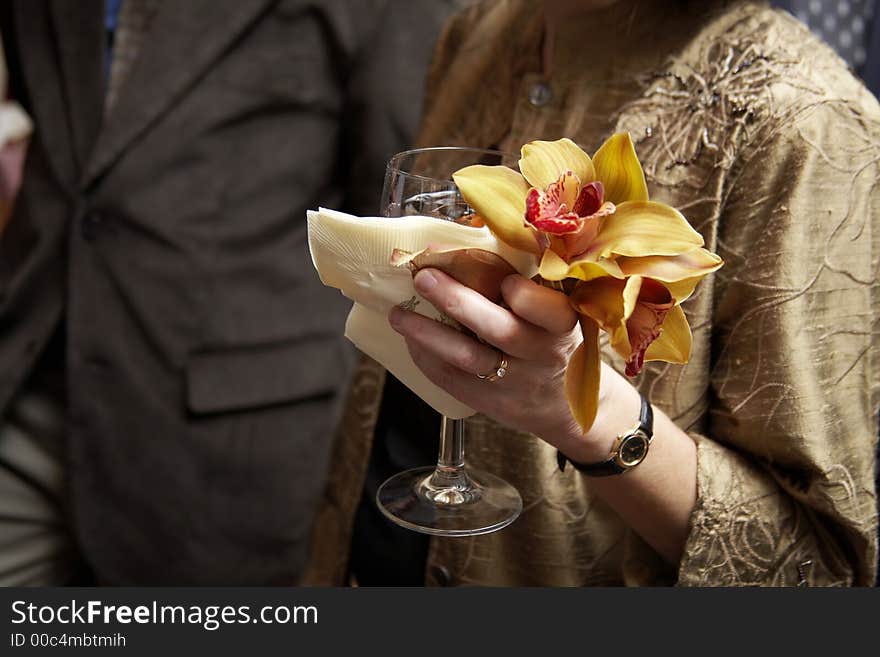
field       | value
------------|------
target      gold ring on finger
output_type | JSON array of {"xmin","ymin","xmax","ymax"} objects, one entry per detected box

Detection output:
[{"xmin": 476, "ymin": 352, "xmax": 509, "ymax": 382}]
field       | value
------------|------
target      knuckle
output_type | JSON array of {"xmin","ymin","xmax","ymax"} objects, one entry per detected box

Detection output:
[
  {"xmin": 440, "ymin": 290, "xmax": 462, "ymax": 318},
  {"xmin": 545, "ymin": 342, "xmax": 574, "ymax": 374},
  {"xmin": 503, "ymin": 276, "xmax": 525, "ymax": 304},
  {"xmin": 551, "ymin": 343, "xmax": 570, "ymax": 370},
  {"xmin": 493, "ymin": 318, "xmax": 521, "ymax": 350},
  {"xmin": 509, "ymin": 292, "xmax": 534, "ymax": 320},
  {"xmin": 543, "ymin": 306, "xmax": 573, "ymax": 335},
  {"xmin": 459, "ymin": 346, "xmax": 483, "ymax": 373}
]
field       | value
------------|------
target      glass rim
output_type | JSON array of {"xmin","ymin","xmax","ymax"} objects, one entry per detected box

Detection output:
[{"xmin": 386, "ymin": 146, "xmax": 516, "ymax": 184}]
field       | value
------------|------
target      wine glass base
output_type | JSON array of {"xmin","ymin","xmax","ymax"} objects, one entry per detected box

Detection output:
[{"xmin": 376, "ymin": 466, "xmax": 523, "ymax": 537}]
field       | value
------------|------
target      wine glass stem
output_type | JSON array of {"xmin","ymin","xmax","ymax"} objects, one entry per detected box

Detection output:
[{"xmin": 428, "ymin": 417, "xmax": 470, "ymax": 491}]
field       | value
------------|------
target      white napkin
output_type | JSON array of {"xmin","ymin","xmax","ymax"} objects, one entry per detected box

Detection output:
[
  {"xmin": 0, "ymin": 34, "xmax": 31, "ymax": 149},
  {"xmin": 307, "ymin": 207, "xmax": 538, "ymax": 418}
]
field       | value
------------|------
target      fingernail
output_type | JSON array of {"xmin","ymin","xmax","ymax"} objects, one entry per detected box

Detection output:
[{"xmin": 414, "ymin": 269, "xmax": 437, "ymax": 293}]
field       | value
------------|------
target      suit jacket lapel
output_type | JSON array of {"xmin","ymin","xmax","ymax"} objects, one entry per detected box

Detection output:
[
  {"xmin": 14, "ymin": 0, "xmax": 103, "ymax": 190},
  {"xmin": 50, "ymin": 0, "xmax": 105, "ymax": 179},
  {"xmin": 82, "ymin": 0, "xmax": 277, "ymax": 187}
]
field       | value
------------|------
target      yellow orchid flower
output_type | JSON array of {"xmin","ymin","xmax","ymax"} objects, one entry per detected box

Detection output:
[
  {"xmin": 559, "ymin": 246, "xmax": 721, "ymax": 430},
  {"xmin": 455, "ymin": 133, "xmax": 707, "ymax": 258},
  {"xmin": 454, "ymin": 134, "xmax": 683, "ymax": 261},
  {"xmin": 571, "ymin": 275, "xmax": 685, "ymax": 375},
  {"xmin": 452, "ymin": 133, "xmax": 723, "ymax": 432}
]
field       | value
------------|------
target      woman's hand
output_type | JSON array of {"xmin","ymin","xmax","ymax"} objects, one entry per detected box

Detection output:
[
  {"xmin": 390, "ymin": 266, "xmax": 698, "ymax": 563},
  {"xmin": 388, "ymin": 267, "xmax": 635, "ymax": 462}
]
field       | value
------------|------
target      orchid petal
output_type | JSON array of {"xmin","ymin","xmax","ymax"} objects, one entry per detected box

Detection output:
[
  {"xmin": 570, "ymin": 276, "xmax": 625, "ymax": 332},
  {"xmin": 622, "ymin": 275, "xmax": 643, "ymax": 320},
  {"xmin": 623, "ymin": 279, "xmax": 674, "ymax": 376},
  {"xmin": 617, "ymin": 249, "xmax": 721, "ymax": 303},
  {"xmin": 663, "ymin": 275, "xmax": 705, "ymax": 305},
  {"xmin": 558, "ymin": 201, "xmax": 615, "ymax": 260},
  {"xmin": 589, "ymin": 201, "xmax": 704, "ymax": 259},
  {"xmin": 453, "ymin": 165, "xmax": 541, "ymax": 255},
  {"xmin": 525, "ymin": 170, "xmax": 582, "ymax": 233},
  {"xmin": 538, "ymin": 249, "xmax": 577, "ymax": 281},
  {"xmin": 519, "ymin": 138, "xmax": 595, "ymax": 191},
  {"xmin": 573, "ymin": 181, "xmax": 604, "ymax": 217},
  {"xmin": 616, "ymin": 249, "xmax": 723, "ymax": 283},
  {"xmin": 556, "ymin": 170, "xmax": 580, "ymax": 210},
  {"xmin": 607, "ymin": 275, "xmax": 646, "ymax": 362},
  {"xmin": 645, "ymin": 304, "xmax": 692, "ymax": 363},
  {"xmin": 592, "ymin": 132, "xmax": 649, "ymax": 204},
  {"xmin": 538, "ymin": 249, "xmax": 624, "ymax": 282},
  {"xmin": 565, "ymin": 318, "xmax": 601, "ymax": 432},
  {"xmin": 608, "ymin": 324, "xmax": 633, "ymax": 363}
]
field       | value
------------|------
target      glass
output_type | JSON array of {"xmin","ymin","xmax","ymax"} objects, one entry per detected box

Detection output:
[{"xmin": 375, "ymin": 147, "xmax": 523, "ymax": 536}]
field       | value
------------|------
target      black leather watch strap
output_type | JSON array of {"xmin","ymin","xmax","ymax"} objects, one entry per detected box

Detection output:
[
  {"xmin": 557, "ymin": 393, "xmax": 653, "ymax": 476},
  {"xmin": 557, "ymin": 449, "xmax": 627, "ymax": 476}
]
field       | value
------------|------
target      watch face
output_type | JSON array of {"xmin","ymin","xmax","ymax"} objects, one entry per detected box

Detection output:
[{"xmin": 617, "ymin": 432, "xmax": 649, "ymax": 468}]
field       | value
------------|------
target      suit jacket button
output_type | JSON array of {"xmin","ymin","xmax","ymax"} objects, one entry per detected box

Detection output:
[{"xmin": 81, "ymin": 212, "xmax": 102, "ymax": 241}]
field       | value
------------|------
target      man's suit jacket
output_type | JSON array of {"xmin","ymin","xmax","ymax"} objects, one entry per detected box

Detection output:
[{"xmin": 0, "ymin": 0, "xmax": 439, "ymax": 584}]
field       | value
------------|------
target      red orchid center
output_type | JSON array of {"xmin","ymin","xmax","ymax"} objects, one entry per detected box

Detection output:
[
  {"xmin": 524, "ymin": 171, "xmax": 606, "ymax": 235},
  {"xmin": 625, "ymin": 279, "xmax": 674, "ymax": 377}
]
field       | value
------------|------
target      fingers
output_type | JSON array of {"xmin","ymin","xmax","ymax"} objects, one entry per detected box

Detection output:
[
  {"xmin": 401, "ymin": 334, "xmax": 534, "ymax": 424},
  {"xmin": 501, "ymin": 274, "xmax": 578, "ymax": 335},
  {"xmin": 412, "ymin": 268, "xmax": 547, "ymax": 360},
  {"xmin": 389, "ymin": 307, "xmax": 508, "ymax": 377},
  {"xmin": 399, "ymin": 331, "xmax": 569, "ymax": 438},
  {"xmin": 402, "ymin": 338, "xmax": 491, "ymax": 409}
]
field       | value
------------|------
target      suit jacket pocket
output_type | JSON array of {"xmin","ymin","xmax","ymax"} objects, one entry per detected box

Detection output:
[{"xmin": 185, "ymin": 334, "xmax": 345, "ymax": 415}]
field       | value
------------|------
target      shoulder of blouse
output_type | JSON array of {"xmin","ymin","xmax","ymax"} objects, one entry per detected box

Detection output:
[
  {"xmin": 610, "ymin": 1, "xmax": 880, "ymax": 189},
  {"xmin": 691, "ymin": 2, "xmax": 880, "ymax": 132}
]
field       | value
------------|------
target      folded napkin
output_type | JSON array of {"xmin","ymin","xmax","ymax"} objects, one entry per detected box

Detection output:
[{"xmin": 307, "ymin": 207, "xmax": 538, "ymax": 418}]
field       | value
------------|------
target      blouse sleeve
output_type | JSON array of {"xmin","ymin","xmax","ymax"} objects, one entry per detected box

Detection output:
[{"xmin": 676, "ymin": 93, "xmax": 880, "ymax": 586}]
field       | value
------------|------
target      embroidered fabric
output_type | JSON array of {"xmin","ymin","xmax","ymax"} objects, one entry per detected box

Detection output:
[{"xmin": 304, "ymin": 0, "xmax": 879, "ymax": 587}]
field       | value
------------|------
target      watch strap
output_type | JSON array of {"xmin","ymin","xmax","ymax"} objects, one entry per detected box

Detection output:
[
  {"xmin": 557, "ymin": 393, "xmax": 653, "ymax": 476},
  {"xmin": 556, "ymin": 450, "xmax": 627, "ymax": 476}
]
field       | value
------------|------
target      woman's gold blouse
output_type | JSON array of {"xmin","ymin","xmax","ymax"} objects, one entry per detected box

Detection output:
[{"xmin": 304, "ymin": 0, "xmax": 879, "ymax": 586}]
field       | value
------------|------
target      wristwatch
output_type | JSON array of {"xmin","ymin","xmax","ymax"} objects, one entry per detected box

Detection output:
[{"xmin": 557, "ymin": 393, "xmax": 654, "ymax": 476}]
